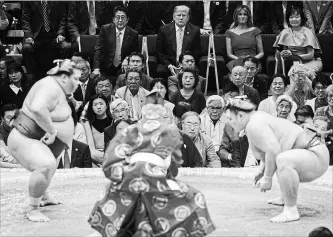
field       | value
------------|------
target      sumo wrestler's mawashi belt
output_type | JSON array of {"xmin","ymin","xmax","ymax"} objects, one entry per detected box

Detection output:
[{"xmin": 13, "ymin": 110, "xmax": 67, "ymax": 158}]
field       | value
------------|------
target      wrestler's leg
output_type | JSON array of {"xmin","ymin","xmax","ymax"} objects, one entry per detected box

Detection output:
[
  {"xmin": 270, "ymin": 147, "xmax": 329, "ymax": 223},
  {"xmin": 7, "ymin": 129, "xmax": 59, "ymax": 222},
  {"xmin": 267, "ymin": 170, "xmax": 285, "ymax": 206}
]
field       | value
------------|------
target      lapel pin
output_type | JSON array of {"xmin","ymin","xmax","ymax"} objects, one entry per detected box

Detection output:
[
  {"xmin": 75, "ymin": 148, "xmax": 78, "ymax": 151},
  {"xmin": 187, "ymin": 31, "xmax": 189, "ymax": 34},
  {"xmin": 216, "ymin": 2, "xmax": 219, "ymax": 5}
]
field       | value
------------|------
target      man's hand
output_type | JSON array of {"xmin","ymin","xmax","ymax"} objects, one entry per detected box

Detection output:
[
  {"xmin": 168, "ymin": 65, "xmax": 177, "ymax": 76},
  {"xmin": 260, "ymin": 175, "xmax": 272, "ymax": 192},
  {"xmin": 40, "ymin": 132, "xmax": 56, "ymax": 145},
  {"xmin": 92, "ymin": 69, "xmax": 101, "ymax": 77},
  {"xmin": 56, "ymin": 35, "xmax": 65, "ymax": 43},
  {"xmin": 25, "ymin": 37, "xmax": 34, "ymax": 45},
  {"xmin": 121, "ymin": 57, "xmax": 129, "ymax": 73},
  {"xmin": 200, "ymin": 29, "xmax": 211, "ymax": 35},
  {"xmin": 281, "ymin": 50, "xmax": 292, "ymax": 59},
  {"xmin": 253, "ymin": 171, "xmax": 264, "ymax": 188}
]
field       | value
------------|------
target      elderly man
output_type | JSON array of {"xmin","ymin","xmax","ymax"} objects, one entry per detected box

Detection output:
[
  {"xmin": 226, "ymin": 66, "xmax": 261, "ymax": 106},
  {"xmin": 115, "ymin": 68, "xmax": 149, "ymax": 121},
  {"xmin": 7, "ymin": 60, "xmax": 81, "ymax": 222},
  {"xmin": 79, "ymin": 76, "xmax": 114, "ymax": 123},
  {"xmin": 114, "ymin": 52, "xmax": 153, "ymax": 91},
  {"xmin": 156, "ymin": 5, "xmax": 201, "ymax": 78},
  {"xmin": 168, "ymin": 51, "xmax": 206, "ymax": 99},
  {"xmin": 200, "ymin": 95, "xmax": 227, "ymax": 152}
]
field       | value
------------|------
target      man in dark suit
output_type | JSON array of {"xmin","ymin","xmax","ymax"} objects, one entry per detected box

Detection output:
[
  {"xmin": 58, "ymin": 139, "xmax": 92, "ymax": 169},
  {"xmin": 92, "ymin": 6, "xmax": 139, "ymax": 85},
  {"xmin": 21, "ymin": 1, "xmax": 71, "ymax": 80},
  {"xmin": 186, "ymin": 1, "xmax": 226, "ymax": 35},
  {"xmin": 156, "ymin": 5, "xmax": 201, "ymax": 79},
  {"xmin": 303, "ymin": 1, "xmax": 333, "ymax": 34}
]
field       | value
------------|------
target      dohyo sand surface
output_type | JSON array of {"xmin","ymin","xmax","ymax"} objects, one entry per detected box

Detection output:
[{"xmin": 1, "ymin": 168, "xmax": 332, "ymax": 236}]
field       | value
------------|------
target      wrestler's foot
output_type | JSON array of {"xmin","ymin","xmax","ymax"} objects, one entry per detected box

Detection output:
[
  {"xmin": 270, "ymin": 206, "xmax": 300, "ymax": 223},
  {"xmin": 40, "ymin": 194, "xmax": 62, "ymax": 207},
  {"xmin": 267, "ymin": 197, "xmax": 285, "ymax": 206},
  {"xmin": 27, "ymin": 208, "xmax": 50, "ymax": 222}
]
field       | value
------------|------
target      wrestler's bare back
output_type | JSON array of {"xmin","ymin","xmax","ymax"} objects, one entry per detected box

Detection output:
[
  {"xmin": 21, "ymin": 76, "xmax": 74, "ymax": 146},
  {"xmin": 246, "ymin": 111, "xmax": 304, "ymax": 155}
]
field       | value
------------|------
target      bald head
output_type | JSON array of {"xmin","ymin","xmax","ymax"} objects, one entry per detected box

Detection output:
[
  {"xmin": 173, "ymin": 5, "xmax": 190, "ymax": 28},
  {"xmin": 230, "ymin": 66, "xmax": 247, "ymax": 87}
]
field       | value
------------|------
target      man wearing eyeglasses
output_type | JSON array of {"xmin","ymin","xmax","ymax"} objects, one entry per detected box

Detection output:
[
  {"xmin": 243, "ymin": 56, "xmax": 268, "ymax": 101},
  {"xmin": 92, "ymin": 6, "xmax": 139, "ymax": 86},
  {"xmin": 200, "ymin": 95, "xmax": 227, "ymax": 153}
]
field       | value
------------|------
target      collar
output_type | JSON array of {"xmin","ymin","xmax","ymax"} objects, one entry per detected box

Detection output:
[
  {"xmin": 80, "ymin": 79, "xmax": 89, "ymax": 86},
  {"xmin": 175, "ymin": 24, "xmax": 185, "ymax": 32},
  {"xmin": 9, "ymin": 84, "xmax": 22, "ymax": 91},
  {"xmin": 116, "ymin": 27, "xmax": 126, "ymax": 35},
  {"xmin": 245, "ymin": 77, "xmax": 254, "ymax": 85}
]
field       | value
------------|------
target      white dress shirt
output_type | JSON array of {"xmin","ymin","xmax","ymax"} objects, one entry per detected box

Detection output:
[
  {"xmin": 9, "ymin": 84, "xmax": 22, "ymax": 95},
  {"xmin": 203, "ymin": 0, "xmax": 212, "ymax": 30}
]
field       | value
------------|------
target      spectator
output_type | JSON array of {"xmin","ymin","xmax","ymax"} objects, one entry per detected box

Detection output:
[
  {"xmin": 313, "ymin": 117, "xmax": 333, "ymax": 166},
  {"xmin": 79, "ymin": 76, "xmax": 114, "ymax": 123},
  {"xmin": 114, "ymin": 52, "xmax": 153, "ymax": 91},
  {"xmin": 173, "ymin": 101, "xmax": 193, "ymax": 129},
  {"xmin": 315, "ymin": 85, "xmax": 333, "ymax": 132},
  {"xmin": 68, "ymin": 101, "xmax": 86, "ymax": 144},
  {"xmin": 258, "ymin": 74, "xmax": 297, "ymax": 121},
  {"xmin": 295, "ymin": 105, "xmax": 314, "ymax": 126},
  {"xmin": 285, "ymin": 64, "xmax": 315, "ymax": 107},
  {"xmin": 226, "ymin": 66, "xmax": 260, "ymax": 106},
  {"xmin": 181, "ymin": 111, "xmax": 221, "ymax": 167},
  {"xmin": 84, "ymin": 95, "xmax": 112, "ymax": 167},
  {"xmin": 225, "ymin": 4, "xmax": 264, "ymax": 72},
  {"xmin": 276, "ymin": 95, "xmax": 294, "ymax": 119},
  {"xmin": 147, "ymin": 78, "xmax": 174, "ymax": 124},
  {"xmin": 92, "ymin": 6, "xmax": 139, "ymax": 85},
  {"xmin": 309, "ymin": 227, "xmax": 333, "ymax": 237},
  {"xmin": 21, "ymin": 2, "xmax": 70, "ymax": 79},
  {"xmin": 268, "ymin": 1, "xmax": 304, "ymax": 35},
  {"xmin": 71, "ymin": 52, "xmax": 92, "ymax": 65},
  {"xmin": 306, "ymin": 73, "xmax": 332, "ymax": 113},
  {"xmin": 104, "ymin": 118, "xmax": 133, "ymax": 151},
  {"xmin": 0, "ymin": 61, "xmax": 31, "ymax": 109},
  {"xmin": 303, "ymin": 1, "xmax": 333, "ymax": 34},
  {"xmin": 156, "ymin": 5, "xmax": 201, "ymax": 78},
  {"xmin": 200, "ymin": 95, "xmax": 227, "ymax": 152},
  {"xmin": 218, "ymin": 84, "xmax": 249, "ymax": 167},
  {"xmin": 243, "ymin": 56, "xmax": 268, "ymax": 101},
  {"xmin": 0, "ymin": 103, "xmax": 20, "ymax": 168},
  {"xmin": 186, "ymin": 1, "xmax": 226, "ymax": 35},
  {"xmin": 115, "ymin": 68, "xmax": 149, "ymax": 121},
  {"xmin": 0, "ymin": 56, "xmax": 15, "ymax": 88},
  {"xmin": 170, "ymin": 68, "xmax": 206, "ymax": 114},
  {"xmin": 168, "ymin": 51, "xmax": 206, "ymax": 99},
  {"xmin": 273, "ymin": 4, "xmax": 323, "ymax": 73}
]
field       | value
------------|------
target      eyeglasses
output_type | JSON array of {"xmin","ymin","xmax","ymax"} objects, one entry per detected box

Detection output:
[
  {"xmin": 315, "ymin": 86, "xmax": 326, "ymax": 91},
  {"xmin": 244, "ymin": 66, "xmax": 257, "ymax": 72},
  {"xmin": 113, "ymin": 108, "xmax": 127, "ymax": 114},
  {"xmin": 208, "ymin": 106, "xmax": 222, "ymax": 110},
  {"xmin": 183, "ymin": 122, "xmax": 200, "ymax": 129},
  {"xmin": 114, "ymin": 15, "xmax": 127, "ymax": 21}
]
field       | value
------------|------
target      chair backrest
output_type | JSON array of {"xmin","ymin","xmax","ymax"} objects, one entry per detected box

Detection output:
[
  {"xmin": 317, "ymin": 34, "xmax": 333, "ymax": 73},
  {"xmin": 80, "ymin": 35, "xmax": 99, "ymax": 54},
  {"xmin": 146, "ymin": 34, "xmax": 158, "ymax": 56}
]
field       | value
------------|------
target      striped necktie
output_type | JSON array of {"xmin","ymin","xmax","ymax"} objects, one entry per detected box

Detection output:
[{"xmin": 41, "ymin": 1, "xmax": 51, "ymax": 32}]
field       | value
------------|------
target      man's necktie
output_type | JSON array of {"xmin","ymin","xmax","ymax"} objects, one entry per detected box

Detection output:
[
  {"xmin": 113, "ymin": 32, "xmax": 122, "ymax": 67},
  {"xmin": 64, "ymin": 148, "xmax": 70, "ymax": 169},
  {"xmin": 81, "ymin": 83, "xmax": 87, "ymax": 101},
  {"xmin": 88, "ymin": 0, "xmax": 96, "ymax": 35},
  {"xmin": 41, "ymin": 1, "xmax": 51, "ymax": 32},
  {"xmin": 176, "ymin": 28, "xmax": 183, "ymax": 63}
]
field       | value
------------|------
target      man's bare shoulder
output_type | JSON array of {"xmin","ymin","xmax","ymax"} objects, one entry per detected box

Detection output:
[{"xmin": 28, "ymin": 77, "xmax": 62, "ymax": 100}]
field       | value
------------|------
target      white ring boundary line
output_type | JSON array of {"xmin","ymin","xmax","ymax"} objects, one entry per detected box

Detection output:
[{"xmin": 1, "ymin": 167, "xmax": 332, "ymax": 187}]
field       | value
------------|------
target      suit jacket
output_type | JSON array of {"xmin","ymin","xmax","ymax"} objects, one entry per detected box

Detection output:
[
  {"xmin": 66, "ymin": 1, "xmax": 112, "ymax": 42},
  {"xmin": 252, "ymin": 76, "xmax": 268, "ymax": 101},
  {"xmin": 156, "ymin": 22, "xmax": 201, "ymax": 66},
  {"xmin": 303, "ymin": 1, "xmax": 333, "ymax": 34},
  {"xmin": 186, "ymin": 1, "xmax": 226, "ymax": 34},
  {"xmin": 268, "ymin": 1, "xmax": 304, "ymax": 34},
  {"xmin": 21, "ymin": 1, "xmax": 67, "ymax": 39},
  {"xmin": 104, "ymin": 123, "xmax": 116, "ymax": 152},
  {"xmin": 73, "ymin": 78, "xmax": 96, "ymax": 103},
  {"xmin": 94, "ymin": 23, "xmax": 139, "ymax": 70},
  {"xmin": 104, "ymin": 1, "xmax": 144, "ymax": 35},
  {"xmin": 181, "ymin": 132, "xmax": 203, "ymax": 168},
  {"xmin": 244, "ymin": 84, "xmax": 261, "ymax": 107},
  {"xmin": 58, "ymin": 140, "xmax": 92, "ymax": 169}
]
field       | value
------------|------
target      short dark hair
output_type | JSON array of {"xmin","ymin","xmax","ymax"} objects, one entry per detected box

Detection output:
[
  {"xmin": 0, "ymin": 103, "xmax": 18, "ymax": 118},
  {"xmin": 286, "ymin": 5, "xmax": 307, "ymax": 27},
  {"xmin": 0, "ymin": 55, "xmax": 15, "ymax": 65},
  {"xmin": 179, "ymin": 51, "xmax": 195, "ymax": 64},
  {"xmin": 128, "ymin": 52, "xmax": 145, "ymax": 64},
  {"xmin": 72, "ymin": 52, "xmax": 92, "ymax": 65},
  {"xmin": 243, "ymin": 56, "xmax": 259, "ymax": 67},
  {"xmin": 269, "ymin": 74, "xmax": 290, "ymax": 88},
  {"xmin": 7, "ymin": 61, "xmax": 24, "ymax": 77},
  {"xmin": 113, "ymin": 5, "xmax": 127, "ymax": 18},
  {"xmin": 294, "ymin": 105, "xmax": 314, "ymax": 119},
  {"xmin": 178, "ymin": 68, "xmax": 199, "ymax": 89},
  {"xmin": 86, "ymin": 94, "xmax": 112, "ymax": 123},
  {"xmin": 173, "ymin": 101, "xmax": 193, "ymax": 118},
  {"xmin": 223, "ymin": 82, "xmax": 239, "ymax": 95},
  {"xmin": 125, "ymin": 68, "xmax": 142, "ymax": 81},
  {"xmin": 95, "ymin": 76, "xmax": 111, "ymax": 86},
  {"xmin": 151, "ymin": 77, "xmax": 169, "ymax": 100},
  {"xmin": 312, "ymin": 72, "xmax": 332, "ymax": 90},
  {"xmin": 309, "ymin": 227, "xmax": 333, "ymax": 237}
]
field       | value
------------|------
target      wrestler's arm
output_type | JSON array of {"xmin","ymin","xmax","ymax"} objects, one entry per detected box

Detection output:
[
  {"xmin": 28, "ymin": 89, "xmax": 58, "ymax": 135},
  {"xmin": 247, "ymin": 121, "xmax": 281, "ymax": 178}
]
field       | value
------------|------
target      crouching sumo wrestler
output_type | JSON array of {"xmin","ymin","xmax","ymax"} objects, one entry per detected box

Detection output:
[
  {"xmin": 225, "ymin": 98, "xmax": 330, "ymax": 223},
  {"xmin": 88, "ymin": 104, "xmax": 215, "ymax": 237},
  {"xmin": 7, "ymin": 60, "xmax": 81, "ymax": 222}
]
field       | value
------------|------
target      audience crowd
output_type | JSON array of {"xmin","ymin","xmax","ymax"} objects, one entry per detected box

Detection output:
[{"xmin": 1, "ymin": 1, "xmax": 333, "ymax": 171}]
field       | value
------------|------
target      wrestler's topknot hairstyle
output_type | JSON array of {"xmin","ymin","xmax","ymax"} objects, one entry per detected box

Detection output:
[
  {"xmin": 225, "ymin": 96, "xmax": 256, "ymax": 114},
  {"xmin": 47, "ymin": 59, "xmax": 77, "ymax": 77}
]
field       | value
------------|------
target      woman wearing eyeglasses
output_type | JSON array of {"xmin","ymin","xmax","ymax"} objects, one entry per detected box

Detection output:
[{"xmin": 181, "ymin": 111, "xmax": 221, "ymax": 168}]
